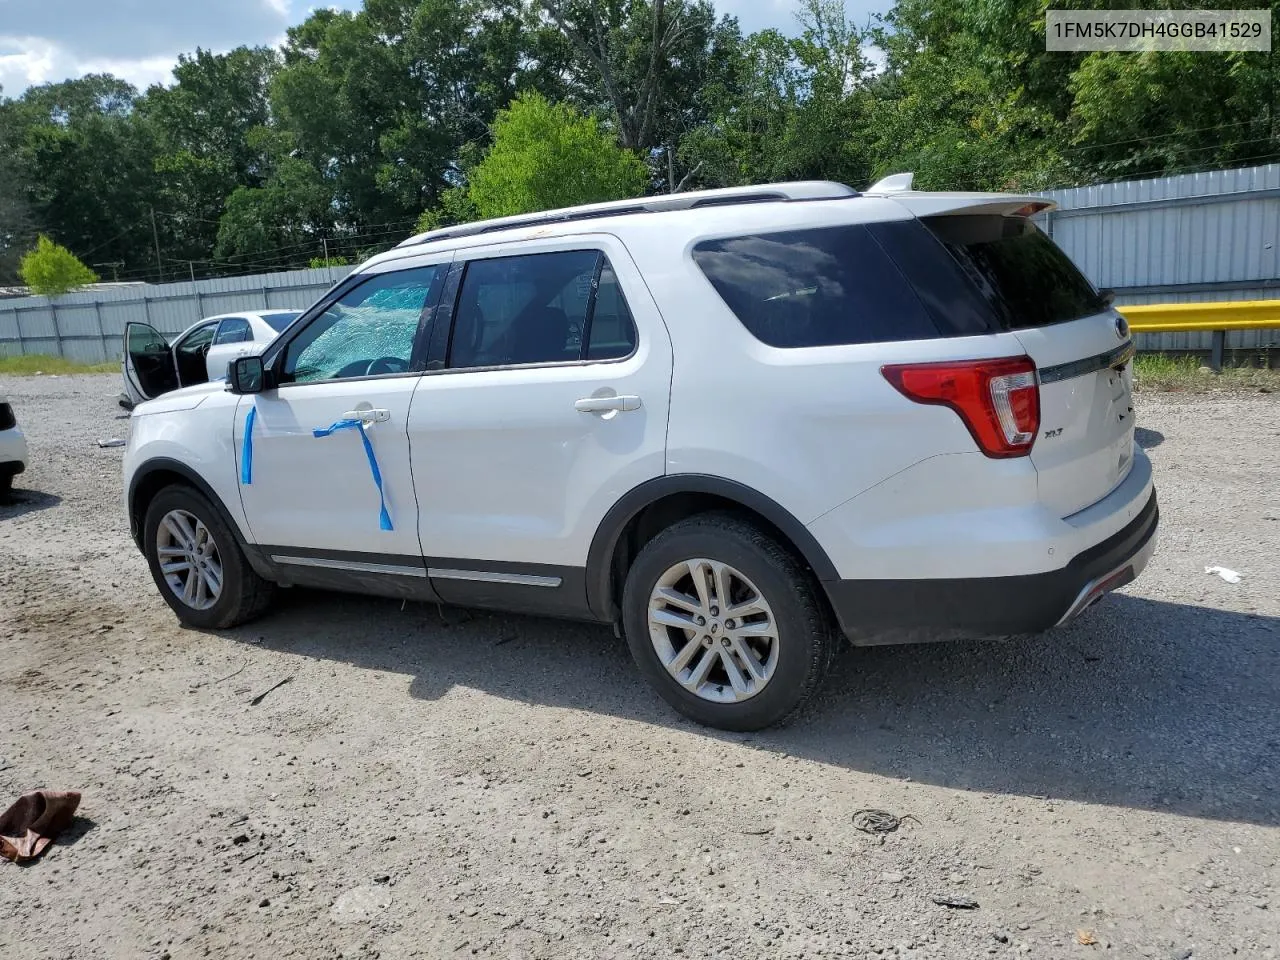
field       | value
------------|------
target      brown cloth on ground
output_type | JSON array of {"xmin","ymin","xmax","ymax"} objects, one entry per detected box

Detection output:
[{"xmin": 0, "ymin": 790, "xmax": 81, "ymax": 863}]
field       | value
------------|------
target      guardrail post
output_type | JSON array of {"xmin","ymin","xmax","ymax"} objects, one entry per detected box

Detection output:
[{"xmin": 1210, "ymin": 330, "xmax": 1226, "ymax": 372}]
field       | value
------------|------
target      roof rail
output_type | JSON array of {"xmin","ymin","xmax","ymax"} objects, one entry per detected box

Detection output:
[{"xmin": 396, "ymin": 181, "xmax": 859, "ymax": 248}]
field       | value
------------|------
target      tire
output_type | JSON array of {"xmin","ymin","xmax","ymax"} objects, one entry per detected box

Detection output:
[
  {"xmin": 0, "ymin": 470, "xmax": 13, "ymax": 503},
  {"xmin": 143, "ymin": 484, "xmax": 275, "ymax": 629},
  {"xmin": 622, "ymin": 511, "xmax": 835, "ymax": 731}
]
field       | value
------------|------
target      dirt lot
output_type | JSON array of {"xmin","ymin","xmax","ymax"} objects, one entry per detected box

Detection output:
[{"xmin": 1, "ymin": 373, "xmax": 1277, "ymax": 960}]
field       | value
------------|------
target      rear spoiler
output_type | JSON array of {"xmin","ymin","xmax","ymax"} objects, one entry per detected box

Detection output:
[{"xmin": 864, "ymin": 172, "xmax": 1057, "ymax": 218}]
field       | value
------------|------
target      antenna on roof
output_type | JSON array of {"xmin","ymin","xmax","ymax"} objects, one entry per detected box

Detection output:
[{"xmin": 866, "ymin": 172, "xmax": 915, "ymax": 193}]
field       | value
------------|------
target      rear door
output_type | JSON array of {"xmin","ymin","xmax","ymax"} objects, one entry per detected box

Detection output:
[
  {"xmin": 205, "ymin": 316, "xmax": 255, "ymax": 382},
  {"xmin": 124, "ymin": 322, "xmax": 177, "ymax": 401},
  {"xmin": 919, "ymin": 214, "xmax": 1134, "ymax": 516},
  {"xmin": 407, "ymin": 235, "xmax": 672, "ymax": 613}
]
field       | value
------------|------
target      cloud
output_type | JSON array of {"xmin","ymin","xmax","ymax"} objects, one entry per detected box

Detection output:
[{"xmin": 0, "ymin": 0, "xmax": 290, "ymax": 95}]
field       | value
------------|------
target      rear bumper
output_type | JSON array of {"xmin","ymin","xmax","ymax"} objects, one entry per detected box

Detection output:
[{"xmin": 824, "ymin": 489, "xmax": 1158, "ymax": 640}]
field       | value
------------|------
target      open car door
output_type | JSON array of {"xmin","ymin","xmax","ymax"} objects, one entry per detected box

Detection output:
[{"xmin": 124, "ymin": 322, "xmax": 178, "ymax": 402}]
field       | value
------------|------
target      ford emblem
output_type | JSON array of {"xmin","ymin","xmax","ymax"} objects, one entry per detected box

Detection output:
[{"xmin": 1114, "ymin": 315, "xmax": 1129, "ymax": 339}]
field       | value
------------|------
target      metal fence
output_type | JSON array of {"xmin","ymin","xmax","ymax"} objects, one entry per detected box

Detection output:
[
  {"xmin": 3, "ymin": 163, "xmax": 1279, "ymax": 362},
  {"xmin": 1038, "ymin": 163, "xmax": 1280, "ymax": 354},
  {"xmin": 0, "ymin": 265, "xmax": 354, "ymax": 364}
]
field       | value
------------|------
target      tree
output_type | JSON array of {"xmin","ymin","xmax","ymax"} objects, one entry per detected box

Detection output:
[
  {"xmin": 682, "ymin": 1, "xmax": 872, "ymax": 188},
  {"xmin": 866, "ymin": 0, "xmax": 1069, "ymax": 190},
  {"xmin": 538, "ymin": 0, "xmax": 745, "ymax": 190},
  {"xmin": 4, "ymin": 75, "xmax": 159, "ymax": 276},
  {"xmin": 466, "ymin": 91, "xmax": 648, "ymax": 218},
  {"xmin": 0, "ymin": 90, "xmax": 38, "ymax": 284},
  {"xmin": 142, "ymin": 47, "xmax": 282, "ymax": 269},
  {"xmin": 19, "ymin": 235, "xmax": 99, "ymax": 296},
  {"xmin": 273, "ymin": 0, "xmax": 571, "ymax": 230},
  {"xmin": 214, "ymin": 131, "xmax": 334, "ymax": 264}
]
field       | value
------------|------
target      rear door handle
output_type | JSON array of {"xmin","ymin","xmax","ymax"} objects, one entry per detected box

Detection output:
[
  {"xmin": 343, "ymin": 408, "xmax": 391, "ymax": 423},
  {"xmin": 575, "ymin": 395, "xmax": 642, "ymax": 414}
]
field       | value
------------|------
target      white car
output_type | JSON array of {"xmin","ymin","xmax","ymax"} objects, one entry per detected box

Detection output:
[
  {"xmin": 0, "ymin": 394, "xmax": 29, "ymax": 499},
  {"xmin": 121, "ymin": 310, "xmax": 301, "ymax": 407},
  {"xmin": 123, "ymin": 177, "xmax": 1157, "ymax": 730}
]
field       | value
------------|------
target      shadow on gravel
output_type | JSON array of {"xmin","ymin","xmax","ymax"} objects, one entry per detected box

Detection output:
[
  {"xmin": 229, "ymin": 589, "xmax": 1279, "ymax": 827},
  {"xmin": 0, "ymin": 488, "xmax": 62, "ymax": 516},
  {"xmin": 1135, "ymin": 427, "xmax": 1165, "ymax": 449}
]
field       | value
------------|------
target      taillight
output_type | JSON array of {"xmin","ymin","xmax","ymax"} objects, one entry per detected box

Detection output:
[{"xmin": 881, "ymin": 356, "xmax": 1040, "ymax": 458}]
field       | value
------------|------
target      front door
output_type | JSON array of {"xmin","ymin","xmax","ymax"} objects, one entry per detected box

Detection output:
[
  {"xmin": 235, "ymin": 261, "xmax": 449, "ymax": 577},
  {"xmin": 407, "ymin": 236, "xmax": 673, "ymax": 614},
  {"xmin": 124, "ymin": 322, "xmax": 177, "ymax": 401}
]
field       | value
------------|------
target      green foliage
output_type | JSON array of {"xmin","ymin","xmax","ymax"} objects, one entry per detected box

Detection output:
[
  {"xmin": 19, "ymin": 235, "xmax": 99, "ymax": 296},
  {"xmin": 0, "ymin": 354, "xmax": 117, "ymax": 375},
  {"xmin": 309, "ymin": 255, "xmax": 352, "ymax": 268},
  {"xmin": 467, "ymin": 92, "xmax": 648, "ymax": 218},
  {"xmin": 416, "ymin": 187, "xmax": 479, "ymax": 232}
]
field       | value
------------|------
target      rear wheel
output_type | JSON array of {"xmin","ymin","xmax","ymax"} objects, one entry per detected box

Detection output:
[
  {"xmin": 143, "ymin": 485, "xmax": 274, "ymax": 629},
  {"xmin": 622, "ymin": 512, "xmax": 835, "ymax": 731}
]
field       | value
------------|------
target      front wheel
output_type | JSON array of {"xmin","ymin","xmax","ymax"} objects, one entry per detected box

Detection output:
[
  {"xmin": 143, "ymin": 485, "xmax": 275, "ymax": 629},
  {"xmin": 622, "ymin": 512, "xmax": 835, "ymax": 731}
]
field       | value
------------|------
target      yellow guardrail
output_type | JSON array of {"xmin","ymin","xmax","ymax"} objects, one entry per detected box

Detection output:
[{"xmin": 1118, "ymin": 299, "xmax": 1280, "ymax": 333}]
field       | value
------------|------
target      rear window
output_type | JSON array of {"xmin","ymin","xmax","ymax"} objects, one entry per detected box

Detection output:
[
  {"xmin": 923, "ymin": 216, "xmax": 1106, "ymax": 329},
  {"xmin": 263, "ymin": 311, "xmax": 301, "ymax": 333},
  {"xmin": 692, "ymin": 226, "xmax": 939, "ymax": 348}
]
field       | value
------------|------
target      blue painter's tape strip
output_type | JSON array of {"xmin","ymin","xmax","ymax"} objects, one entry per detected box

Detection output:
[
  {"xmin": 312, "ymin": 418, "xmax": 393, "ymax": 531},
  {"xmin": 240, "ymin": 406, "xmax": 256, "ymax": 485}
]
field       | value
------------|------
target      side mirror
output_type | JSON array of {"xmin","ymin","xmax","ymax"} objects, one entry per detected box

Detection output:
[
  {"xmin": 228, "ymin": 356, "xmax": 266, "ymax": 394},
  {"xmin": 1098, "ymin": 288, "xmax": 1116, "ymax": 308}
]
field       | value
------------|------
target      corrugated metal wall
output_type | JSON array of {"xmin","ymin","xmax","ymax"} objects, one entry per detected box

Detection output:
[
  {"xmin": 1038, "ymin": 163, "xmax": 1280, "ymax": 353},
  {"xmin": 0, "ymin": 265, "xmax": 354, "ymax": 364},
  {"xmin": 3, "ymin": 164, "xmax": 1278, "ymax": 362}
]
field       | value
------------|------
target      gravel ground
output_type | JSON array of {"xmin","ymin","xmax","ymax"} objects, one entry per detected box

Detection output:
[{"xmin": 1, "ymin": 373, "xmax": 1277, "ymax": 960}]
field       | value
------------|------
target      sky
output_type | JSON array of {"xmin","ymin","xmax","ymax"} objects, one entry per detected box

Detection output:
[{"xmin": 0, "ymin": 0, "xmax": 889, "ymax": 98}]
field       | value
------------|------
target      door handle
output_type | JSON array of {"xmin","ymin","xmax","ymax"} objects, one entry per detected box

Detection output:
[
  {"xmin": 575, "ymin": 395, "xmax": 642, "ymax": 414},
  {"xmin": 342, "ymin": 408, "xmax": 391, "ymax": 423}
]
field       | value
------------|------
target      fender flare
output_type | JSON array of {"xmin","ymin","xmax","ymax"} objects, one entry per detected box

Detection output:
[
  {"xmin": 585, "ymin": 474, "xmax": 839, "ymax": 620},
  {"xmin": 126, "ymin": 457, "xmax": 272, "ymax": 577}
]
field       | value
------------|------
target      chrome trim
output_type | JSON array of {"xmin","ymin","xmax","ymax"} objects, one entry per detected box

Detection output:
[
  {"xmin": 270, "ymin": 555, "xmax": 427, "ymax": 578},
  {"xmin": 427, "ymin": 568, "xmax": 563, "ymax": 588},
  {"xmin": 1039, "ymin": 341, "xmax": 1135, "ymax": 385}
]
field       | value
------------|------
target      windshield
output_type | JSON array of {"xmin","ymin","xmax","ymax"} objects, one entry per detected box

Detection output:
[{"xmin": 263, "ymin": 311, "xmax": 301, "ymax": 334}]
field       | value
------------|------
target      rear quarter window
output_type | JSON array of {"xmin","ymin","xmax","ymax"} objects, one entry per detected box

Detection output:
[
  {"xmin": 923, "ymin": 215, "xmax": 1106, "ymax": 329},
  {"xmin": 691, "ymin": 225, "xmax": 940, "ymax": 348}
]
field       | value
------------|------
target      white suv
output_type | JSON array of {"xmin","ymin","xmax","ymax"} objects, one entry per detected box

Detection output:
[{"xmin": 123, "ymin": 177, "xmax": 1158, "ymax": 730}]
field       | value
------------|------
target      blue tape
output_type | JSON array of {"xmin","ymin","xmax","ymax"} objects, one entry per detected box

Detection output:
[
  {"xmin": 312, "ymin": 418, "xmax": 393, "ymax": 531},
  {"xmin": 240, "ymin": 406, "xmax": 256, "ymax": 485}
]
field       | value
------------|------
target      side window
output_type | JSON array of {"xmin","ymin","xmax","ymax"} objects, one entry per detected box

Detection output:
[
  {"xmin": 213, "ymin": 318, "xmax": 252, "ymax": 345},
  {"xmin": 449, "ymin": 250, "xmax": 599, "ymax": 369},
  {"xmin": 176, "ymin": 323, "xmax": 216, "ymax": 359},
  {"xmin": 691, "ymin": 225, "xmax": 939, "ymax": 347},
  {"xmin": 282, "ymin": 265, "xmax": 443, "ymax": 384},
  {"xmin": 584, "ymin": 262, "xmax": 637, "ymax": 360}
]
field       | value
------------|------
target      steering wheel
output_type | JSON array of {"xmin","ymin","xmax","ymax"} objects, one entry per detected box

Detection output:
[{"xmin": 364, "ymin": 356, "xmax": 408, "ymax": 376}]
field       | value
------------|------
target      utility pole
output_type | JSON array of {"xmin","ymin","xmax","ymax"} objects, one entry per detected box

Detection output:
[
  {"xmin": 94, "ymin": 261, "xmax": 124, "ymax": 282},
  {"xmin": 150, "ymin": 206, "xmax": 164, "ymax": 282},
  {"xmin": 322, "ymin": 237, "xmax": 329, "ymax": 263},
  {"xmin": 188, "ymin": 261, "xmax": 196, "ymax": 282}
]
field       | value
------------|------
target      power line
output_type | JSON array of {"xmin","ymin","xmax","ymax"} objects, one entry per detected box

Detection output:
[{"xmin": 1061, "ymin": 118, "xmax": 1271, "ymax": 156}]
